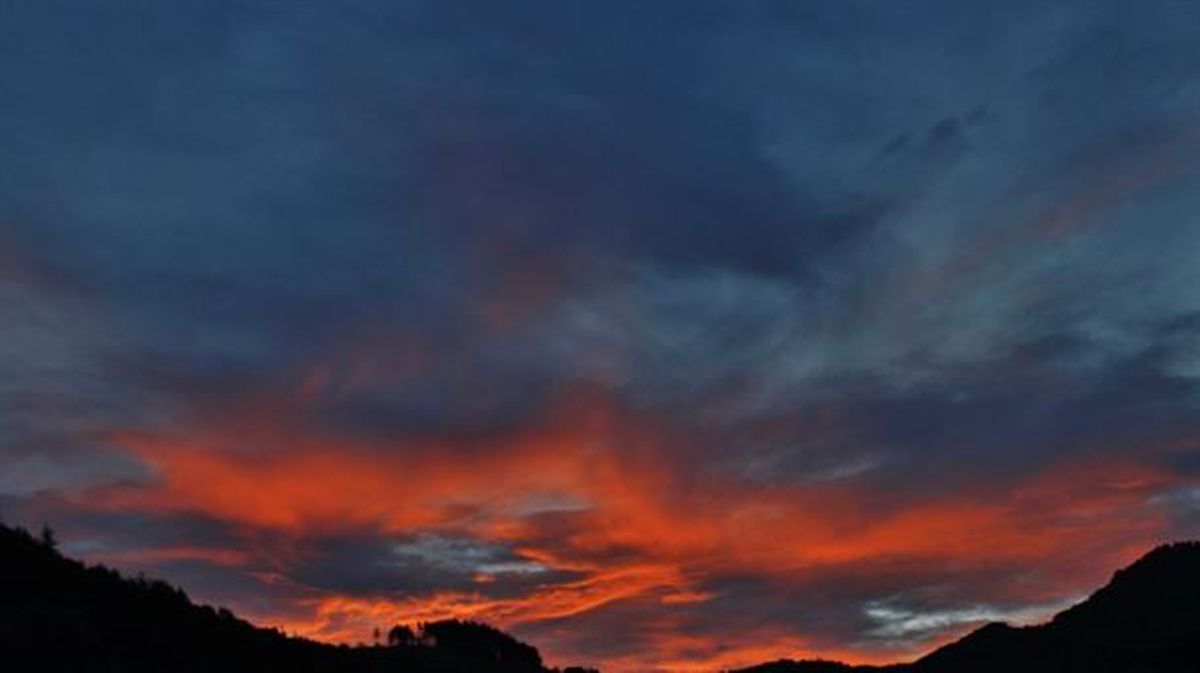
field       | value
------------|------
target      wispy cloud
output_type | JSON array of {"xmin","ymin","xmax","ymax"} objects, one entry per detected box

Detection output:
[{"xmin": 1, "ymin": 1, "xmax": 1197, "ymax": 670}]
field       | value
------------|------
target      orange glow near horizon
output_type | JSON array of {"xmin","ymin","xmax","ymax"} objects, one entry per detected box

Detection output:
[
  {"xmin": 58, "ymin": 393, "xmax": 1192, "ymax": 672},
  {"xmin": 4, "ymin": 5, "xmax": 1200, "ymax": 670}
]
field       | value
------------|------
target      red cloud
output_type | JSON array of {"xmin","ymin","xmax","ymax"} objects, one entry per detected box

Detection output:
[{"xmin": 75, "ymin": 394, "xmax": 1191, "ymax": 670}]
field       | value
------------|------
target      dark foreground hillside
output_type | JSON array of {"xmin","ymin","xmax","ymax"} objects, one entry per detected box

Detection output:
[
  {"xmin": 0, "ymin": 523, "xmax": 595, "ymax": 673},
  {"xmin": 735, "ymin": 541, "xmax": 1200, "ymax": 673},
  {"xmin": 2, "ymin": 522, "xmax": 1197, "ymax": 673}
]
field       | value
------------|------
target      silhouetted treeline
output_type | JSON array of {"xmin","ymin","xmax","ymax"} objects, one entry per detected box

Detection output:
[
  {"xmin": 733, "ymin": 663, "xmax": 872, "ymax": 673},
  {"xmin": 3, "ymin": 521, "xmax": 1196, "ymax": 673},
  {"xmin": 385, "ymin": 620, "xmax": 543, "ymax": 668},
  {"xmin": 0, "ymin": 522, "xmax": 594, "ymax": 673},
  {"xmin": 733, "ymin": 541, "xmax": 1200, "ymax": 673}
]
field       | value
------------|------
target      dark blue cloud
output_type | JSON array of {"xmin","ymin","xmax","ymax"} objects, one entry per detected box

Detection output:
[{"xmin": 1, "ymin": 0, "xmax": 1197, "ymax": 668}]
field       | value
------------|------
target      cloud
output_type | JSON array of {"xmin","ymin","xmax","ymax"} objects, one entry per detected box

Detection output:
[
  {"xmin": 0, "ymin": 0, "xmax": 1197, "ymax": 670},
  {"xmin": 862, "ymin": 597, "xmax": 1073, "ymax": 640},
  {"xmin": 30, "ymin": 395, "xmax": 1186, "ymax": 668}
]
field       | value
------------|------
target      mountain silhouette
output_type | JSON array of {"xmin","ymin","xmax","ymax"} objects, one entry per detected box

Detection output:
[
  {"xmin": 735, "ymin": 541, "xmax": 1200, "ymax": 673},
  {"xmin": 1, "ymin": 521, "xmax": 1196, "ymax": 672},
  {"xmin": 0, "ymin": 523, "xmax": 597, "ymax": 673}
]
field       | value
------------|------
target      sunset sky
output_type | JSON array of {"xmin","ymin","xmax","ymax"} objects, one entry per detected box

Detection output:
[{"xmin": 1, "ymin": 1, "xmax": 1199, "ymax": 671}]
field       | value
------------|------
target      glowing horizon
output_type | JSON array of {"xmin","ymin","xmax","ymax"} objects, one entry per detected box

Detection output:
[{"xmin": 2, "ymin": 2, "xmax": 1198, "ymax": 671}]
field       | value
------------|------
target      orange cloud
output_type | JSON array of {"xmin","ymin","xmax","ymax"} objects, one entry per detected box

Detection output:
[
  {"xmin": 274, "ymin": 562, "xmax": 692, "ymax": 644},
  {"xmin": 76, "ymin": 395, "xmax": 1190, "ymax": 671}
]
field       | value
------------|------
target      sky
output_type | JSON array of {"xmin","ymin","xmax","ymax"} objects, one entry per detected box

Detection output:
[{"xmin": 1, "ymin": 1, "xmax": 1198, "ymax": 670}]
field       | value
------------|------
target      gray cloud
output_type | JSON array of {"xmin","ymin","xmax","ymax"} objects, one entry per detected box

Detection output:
[{"xmin": 1, "ymin": 0, "xmax": 1197, "ymax": 668}]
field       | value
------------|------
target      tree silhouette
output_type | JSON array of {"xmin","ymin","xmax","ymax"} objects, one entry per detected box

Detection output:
[
  {"xmin": 4, "ymin": 519, "xmax": 1198, "ymax": 673},
  {"xmin": 386, "ymin": 624, "xmax": 418, "ymax": 647},
  {"xmin": 384, "ymin": 619, "xmax": 543, "ymax": 669},
  {"xmin": 39, "ymin": 524, "xmax": 57, "ymax": 550},
  {"xmin": 0, "ymin": 522, "xmax": 576, "ymax": 672}
]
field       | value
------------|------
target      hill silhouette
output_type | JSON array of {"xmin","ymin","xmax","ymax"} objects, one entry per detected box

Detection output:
[
  {"xmin": 1, "ymin": 522, "xmax": 1196, "ymax": 672},
  {"xmin": 734, "ymin": 541, "xmax": 1200, "ymax": 673},
  {"xmin": 0, "ymin": 523, "xmax": 597, "ymax": 673}
]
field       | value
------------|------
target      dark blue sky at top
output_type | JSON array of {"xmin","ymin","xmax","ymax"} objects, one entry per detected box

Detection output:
[{"xmin": 0, "ymin": 1, "xmax": 1198, "ymax": 669}]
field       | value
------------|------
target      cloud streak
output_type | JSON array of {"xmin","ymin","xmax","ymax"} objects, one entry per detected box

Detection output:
[{"xmin": 1, "ymin": 0, "xmax": 1198, "ymax": 670}]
